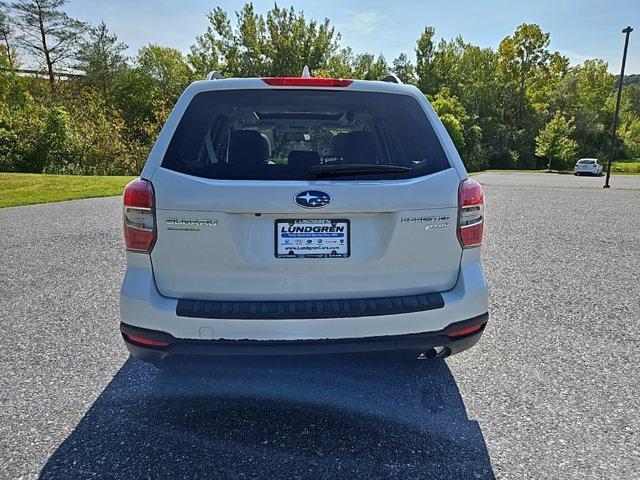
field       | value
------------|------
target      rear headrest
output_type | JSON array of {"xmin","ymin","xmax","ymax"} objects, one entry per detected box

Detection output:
[
  {"xmin": 342, "ymin": 131, "xmax": 376, "ymax": 164},
  {"xmin": 287, "ymin": 150, "xmax": 320, "ymax": 168},
  {"xmin": 330, "ymin": 133, "xmax": 350, "ymax": 157},
  {"xmin": 228, "ymin": 130, "xmax": 271, "ymax": 166}
]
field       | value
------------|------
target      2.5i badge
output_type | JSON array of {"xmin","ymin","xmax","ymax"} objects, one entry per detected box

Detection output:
[{"xmin": 400, "ymin": 215, "xmax": 451, "ymax": 230}]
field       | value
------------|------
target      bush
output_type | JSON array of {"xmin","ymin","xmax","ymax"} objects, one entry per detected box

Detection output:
[
  {"xmin": 0, "ymin": 92, "xmax": 48, "ymax": 172},
  {"xmin": 40, "ymin": 107, "xmax": 77, "ymax": 174},
  {"xmin": 0, "ymin": 79, "xmax": 148, "ymax": 176}
]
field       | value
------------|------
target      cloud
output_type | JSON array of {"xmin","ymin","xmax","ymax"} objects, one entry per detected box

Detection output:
[
  {"xmin": 559, "ymin": 50, "xmax": 595, "ymax": 66},
  {"xmin": 340, "ymin": 10, "xmax": 385, "ymax": 36}
]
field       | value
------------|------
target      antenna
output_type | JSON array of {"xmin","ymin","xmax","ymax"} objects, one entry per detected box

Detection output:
[
  {"xmin": 205, "ymin": 71, "xmax": 224, "ymax": 80},
  {"xmin": 301, "ymin": 65, "xmax": 311, "ymax": 78},
  {"xmin": 381, "ymin": 73, "xmax": 402, "ymax": 84}
]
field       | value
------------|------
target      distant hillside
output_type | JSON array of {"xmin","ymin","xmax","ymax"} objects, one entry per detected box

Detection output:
[{"xmin": 620, "ymin": 74, "xmax": 640, "ymax": 86}]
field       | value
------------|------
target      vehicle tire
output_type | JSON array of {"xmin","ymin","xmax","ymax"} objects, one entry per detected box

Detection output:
[{"xmin": 574, "ymin": 173, "xmax": 579, "ymax": 176}]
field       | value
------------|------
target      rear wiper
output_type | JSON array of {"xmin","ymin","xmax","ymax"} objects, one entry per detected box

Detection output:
[{"xmin": 309, "ymin": 163, "xmax": 411, "ymax": 177}]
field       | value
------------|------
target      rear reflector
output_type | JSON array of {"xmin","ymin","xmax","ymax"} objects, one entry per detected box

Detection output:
[
  {"xmin": 124, "ymin": 334, "xmax": 172, "ymax": 348},
  {"xmin": 446, "ymin": 323, "xmax": 485, "ymax": 338},
  {"xmin": 458, "ymin": 178, "xmax": 484, "ymax": 248},
  {"xmin": 261, "ymin": 77, "xmax": 353, "ymax": 87},
  {"xmin": 123, "ymin": 178, "xmax": 156, "ymax": 252}
]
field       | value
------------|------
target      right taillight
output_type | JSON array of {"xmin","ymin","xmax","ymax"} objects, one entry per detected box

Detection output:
[
  {"xmin": 458, "ymin": 178, "xmax": 484, "ymax": 248},
  {"xmin": 123, "ymin": 178, "xmax": 156, "ymax": 252}
]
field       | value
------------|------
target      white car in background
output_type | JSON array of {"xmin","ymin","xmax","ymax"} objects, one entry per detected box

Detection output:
[
  {"xmin": 119, "ymin": 75, "xmax": 489, "ymax": 367},
  {"xmin": 574, "ymin": 158, "xmax": 603, "ymax": 176}
]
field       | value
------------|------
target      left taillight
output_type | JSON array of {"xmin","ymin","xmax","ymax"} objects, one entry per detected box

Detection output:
[
  {"xmin": 458, "ymin": 178, "xmax": 484, "ymax": 248},
  {"xmin": 123, "ymin": 178, "xmax": 156, "ymax": 253}
]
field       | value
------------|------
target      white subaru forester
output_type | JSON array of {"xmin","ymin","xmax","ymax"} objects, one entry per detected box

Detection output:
[{"xmin": 119, "ymin": 75, "xmax": 489, "ymax": 366}]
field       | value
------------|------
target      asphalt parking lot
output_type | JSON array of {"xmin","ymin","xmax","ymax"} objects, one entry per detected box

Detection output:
[{"xmin": 0, "ymin": 172, "xmax": 638, "ymax": 479}]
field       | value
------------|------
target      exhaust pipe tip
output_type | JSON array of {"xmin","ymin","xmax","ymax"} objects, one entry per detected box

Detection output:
[{"xmin": 418, "ymin": 346, "xmax": 448, "ymax": 360}]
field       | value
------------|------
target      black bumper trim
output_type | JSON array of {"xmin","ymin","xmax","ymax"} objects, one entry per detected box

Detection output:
[
  {"xmin": 120, "ymin": 312, "xmax": 488, "ymax": 364},
  {"xmin": 176, "ymin": 292, "xmax": 445, "ymax": 320}
]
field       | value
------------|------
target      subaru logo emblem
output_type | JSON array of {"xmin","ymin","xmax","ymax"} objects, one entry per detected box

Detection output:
[{"xmin": 294, "ymin": 190, "xmax": 332, "ymax": 208}]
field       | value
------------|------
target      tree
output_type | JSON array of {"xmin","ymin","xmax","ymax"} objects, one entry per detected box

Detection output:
[
  {"xmin": 619, "ymin": 117, "xmax": 640, "ymax": 159},
  {"xmin": 112, "ymin": 45, "xmax": 194, "ymax": 153},
  {"xmin": 136, "ymin": 44, "xmax": 194, "ymax": 103},
  {"xmin": 0, "ymin": 7, "xmax": 18, "ymax": 70},
  {"xmin": 431, "ymin": 36, "xmax": 465, "ymax": 95},
  {"xmin": 1, "ymin": 2, "xmax": 638, "ymax": 176},
  {"xmin": 76, "ymin": 21, "xmax": 127, "ymax": 96},
  {"xmin": 535, "ymin": 111, "xmax": 578, "ymax": 171},
  {"xmin": 392, "ymin": 53, "xmax": 415, "ymax": 84},
  {"xmin": 351, "ymin": 53, "xmax": 387, "ymax": 80},
  {"xmin": 415, "ymin": 26, "xmax": 436, "ymax": 95},
  {"xmin": 322, "ymin": 46, "xmax": 355, "ymax": 78},
  {"xmin": 558, "ymin": 60, "xmax": 615, "ymax": 158},
  {"xmin": 187, "ymin": 6, "xmax": 229, "ymax": 77},
  {"xmin": 264, "ymin": 3, "xmax": 338, "ymax": 76},
  {"xmin": 430, "ymin": 87, "xmax": 468, "ymax": 150},
  {"xmin": 189, "ymin": 3, "xmax": 339, "ymax": 78},
  {"xmin": 496, "ymin": 24, "xmax": 558, "ymax": 167},
  {"xmin": 529, "ymin": 51, "xmax": 569, "ymax": 112},
  {"xmin": 548, "ymin": 70, "xmax": 579, "ymax": 116},
  {"xmin": 574, "ymin": 60, "xmax": 613, "ymax": 118},
  {"xmin": 498, "ymin": 24, "xmax": 551, "ymax": 123},
  {"xmin": 9, "ymin": 0, "xmax": 86, "ymax": 90}
]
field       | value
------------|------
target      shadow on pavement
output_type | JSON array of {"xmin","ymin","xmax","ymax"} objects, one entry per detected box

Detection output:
[{"xmin": 40, "ymin": 356, "xmax": 494, "ymax": 479}]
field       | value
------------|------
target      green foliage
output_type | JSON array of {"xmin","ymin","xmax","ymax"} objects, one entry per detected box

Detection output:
[
  {"xmin": 38, "ymin": 106, "xmax": 75, "ymax": 173},
  {"xmin": 415, "ymin": 26, "xmax": 436, "ymax": 95},
  {"xmin": 76, "ymin": 21, "xmax": 127, "ymax": 97},
  {"xmin": 0, "ymin": 91, "xmax": 47, "ymax": 172},
  {"xmin": 619, "ymin": 118, "xmax": 640, "ymax": 159},
  {"xmin": 392, "ymin": 53, "xmax": 416, "ymax": 84},
  {"xmin": 0, "ymin": 3, "xmax": 638, "ymax": 177},
  {"xmin": 111, "ymin": 45, "xmax": 195, "ymax": 158},
  {"xmin": 535, "ymin": 111, "xmax": 578, "ymax": 170},
  {"xmin": 188, "ymin": 3, "xmax": 339, "ymax": 77},
  {"xmin": 136, "ymin": 44, "xmax": 195, "ymax": 103},
  {"xmin": 430, "ymin": 87, "xmax": 468, "ymax": 150},
  {"xmin": 622, "ymin": 74, "xmax": 640, "ymax": 86},
  {"xmin": 0, "ymin": 8, "xmax": 18, "ymax": 71},
  {"xmin": 317, "ymin": 48, "xmax": 387, "ymax": 80},
  {"xmin": 8, "ymin": 0, "xmax": 87, "ymax": 89}
]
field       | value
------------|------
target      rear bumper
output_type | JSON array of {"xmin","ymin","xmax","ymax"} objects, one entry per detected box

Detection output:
[
  {"xmin": 120, "ymin": 248, "xmax": 489, "ymax": 363},
  {"xmin": 121, "ymin": 313, "xmax": 488, "ymax": 364}
]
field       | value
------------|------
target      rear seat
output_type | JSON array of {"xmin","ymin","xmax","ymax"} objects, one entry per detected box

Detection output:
[
  {"xmin": 342, "ymin": 131, "xmax": 377, "ymax": 164},
  {"xmin": 228, "ymin": 130, "xmax": 271, "ymax": 167},
  {"xmin": 287, "ymin": 150, "xmax": 320, "ymax": 168}
]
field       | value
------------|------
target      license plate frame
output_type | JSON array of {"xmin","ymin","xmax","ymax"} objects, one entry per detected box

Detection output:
[{"xmin": 275, "ymin": 219, "xmax": 350, "ymax": 258}]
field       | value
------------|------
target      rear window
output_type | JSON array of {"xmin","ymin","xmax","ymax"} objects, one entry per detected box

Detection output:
[
  {"xmin": 578, "ymin": 159, "xmax": 596, "ymax": 164},
  {"xmin": 161, "ymin": 89, "xmax": 450, "ymax": 180}
]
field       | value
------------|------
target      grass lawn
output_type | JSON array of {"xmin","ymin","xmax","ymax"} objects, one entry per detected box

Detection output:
[
  {"xmin": 0, "ymin": 173, "xmax": 136, "ymax": 208},
  {"xmin": 472, "ymin": 162, "xmax": 640, "ymax": 175},
  {"xmin": 611, "ymin": 161, "xmax": 640, "ymax": 174}
]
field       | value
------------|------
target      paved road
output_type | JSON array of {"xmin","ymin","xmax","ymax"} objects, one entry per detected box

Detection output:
[
  {"xmin": 476, "ymin": 171, "xmax": 640, "ymax": 190},
  {"xmin": 0, "ymin": 173, "xmax": 638, "ymax": 479}
]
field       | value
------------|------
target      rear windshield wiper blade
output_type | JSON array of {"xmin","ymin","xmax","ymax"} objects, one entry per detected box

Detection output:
[{"xmin": 309, "ymin": 163, "xmax": 412, "ymax": 176}]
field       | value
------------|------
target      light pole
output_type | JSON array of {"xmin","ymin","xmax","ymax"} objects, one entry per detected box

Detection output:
[{"xmin": 604, "ymin": 26, "xmax": 633, "ymax": 188}]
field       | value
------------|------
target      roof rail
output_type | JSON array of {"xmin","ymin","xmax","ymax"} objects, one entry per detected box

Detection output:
[
  {"xmin": 205, "ymin": 71, "xmax": 224, "ymax": 80},
  {"xmin": 381, "ymin": 73, "xmax": 402, "ymax": 84}
]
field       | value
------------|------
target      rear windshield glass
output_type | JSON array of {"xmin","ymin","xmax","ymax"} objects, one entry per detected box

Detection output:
[
  {"xmin": 161, "ymin": 89, "xmax": 450, "ymax": 180},
  {"xmin": 578, "ymin": 159, "xmax": 595, "ymax": 164}
]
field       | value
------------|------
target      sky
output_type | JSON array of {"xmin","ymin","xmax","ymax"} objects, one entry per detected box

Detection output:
[{"xmin": 65, "ymin": 0, "xmax": 639, "ymax": 74}]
